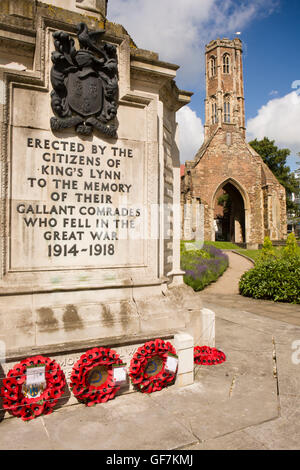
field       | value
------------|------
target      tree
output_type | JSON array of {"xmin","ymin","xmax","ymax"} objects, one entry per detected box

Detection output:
[
  {"xmin": 282, "ymin": 232, "xmax": 300, "ymax": 258},
  {"xmin": 249, "ymin": 137, "xmax": 300, "ymax": 215},
  {"xmin": 217, "ymin": 193, "xmax": 231, "ymax": 214},
  {"xmin": 296, "ymin": 153, "xmax": 300, "ymax": 178},
  {"xmin": 259, "ymin": 236, "xmax": 276, "ymax": 261}
]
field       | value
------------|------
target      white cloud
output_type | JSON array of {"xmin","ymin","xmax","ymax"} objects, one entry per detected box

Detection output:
[
  {"xmin": 176, "ymin": 106, "xmax": 204, "ymax": 163},
  {"xmin": 108, "ymin": 0, "xmax": 278, "ymax": 89},
  {"xmin": 247, "ymin": 91, "xmax": 300, "ymax": 152},
  {"xmin": 107, "ymin": 1, "xmax": 281, "ymax": 165},
  {"xmin": 247, "ymin": 91, "xmax": 300, "ymax": 171}
]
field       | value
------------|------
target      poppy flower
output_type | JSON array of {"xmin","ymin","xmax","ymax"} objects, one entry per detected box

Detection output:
[
  {"xmin": 86, "ymin": 348, "xmax": 100, "ymax": 360},
  {"xmin": 8, "ymin": 368, "xmax": 26, "ymax": 385},
  {"xmin": 43, "ymin": 404, "xmax": 54, "ymax": 416},
  {"xmin": 194, "ymin": 345, "xmax": 226, "ymax": 365},
  {"xmin": 20, "ymin": 406, "xmax": 36, "ymax": 421},
  {"xmin": 31, "ymin": 403, "xmax": 44, "ymax": 417}
]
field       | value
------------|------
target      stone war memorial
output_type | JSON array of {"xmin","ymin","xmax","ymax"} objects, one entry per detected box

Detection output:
[{"xmin": 0, "ymin": 0, "xmax": 215, "ymax": 415}]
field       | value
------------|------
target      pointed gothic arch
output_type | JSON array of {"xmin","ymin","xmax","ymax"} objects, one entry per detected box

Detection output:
[{"xmin": 212, "ymin": 178, "xmax": 250, "ymax": 243}]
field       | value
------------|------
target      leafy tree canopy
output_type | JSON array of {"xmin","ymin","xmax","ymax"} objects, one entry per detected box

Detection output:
[{"xmin": 249, "ymin": 137, "xmax": 300, "ymax": 215}]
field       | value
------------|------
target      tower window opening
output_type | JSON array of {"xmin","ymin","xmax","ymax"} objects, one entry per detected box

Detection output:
[
  {"xmin": 224, "ymin": 100, "xmax": 230, "ymax": 123},
  {"xmin": 209, "ymin": 57, "xmax": 216, "ymax": 77},
  {"xmin": 223, "ymin": 54, "xmax": 230, "ymax": 74},
  {"xmin": 211, "ymin": 102, "xmax": 217, "ymax": 124}
]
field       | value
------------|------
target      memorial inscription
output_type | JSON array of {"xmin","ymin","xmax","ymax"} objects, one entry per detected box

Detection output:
[{"xmin": 11, "ymin": 128, "xmax": 145, "ymax": 270}]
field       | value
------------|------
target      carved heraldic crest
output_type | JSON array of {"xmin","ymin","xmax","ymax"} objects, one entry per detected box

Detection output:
[{"xmin": 50, "ymin": 23, "xmax": 118, "ymax": 137}]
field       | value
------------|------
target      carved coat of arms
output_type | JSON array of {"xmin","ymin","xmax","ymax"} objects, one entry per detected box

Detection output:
[{"xmin": 50, "ymin": 23, "xmax": 118, "ymax": 137}]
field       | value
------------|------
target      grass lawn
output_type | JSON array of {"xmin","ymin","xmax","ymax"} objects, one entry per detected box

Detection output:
[
  {"xmin": 233, "ymin": 249, "xmax": 261, "ymax": 263},
  {"xmin": 184, "ymin": 241, "xmax": 262, "ymax": 263},
  {"xmin": 183, "ymin": 240, "xmax": 289, "ymax": 264},
  {"xmin": 235, "ymin": 246, "xmax": 284, "ymax": 263},
  {"xmin": 204, "ymin": 241, "xmax": 241, "ymax": 250}
]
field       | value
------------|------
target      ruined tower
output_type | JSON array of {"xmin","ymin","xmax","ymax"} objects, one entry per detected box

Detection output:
[{"xmin": 204, "ymin": 37, "xmax": 245, "ymax": 140}]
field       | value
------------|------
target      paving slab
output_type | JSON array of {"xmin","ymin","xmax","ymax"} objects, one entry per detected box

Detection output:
[
  {"xmin": 0, "ymin": 415, "xmax": 51, "ymax": 450},
  {"xmin": 215, "ymin": 317, "xmax": 274, "ymax": 353},
  {"xmin": 244, "ymin": 415, "xmax": 300, "ymax": 450},
  {"xmin": 275, "ymin": 342, "xmax": 300, "ymax": 398},
  {"xmin": 279, "ymin": 394, "xmax": 300, "ymax": 421},
  {"xmin": 201, "ymin": 293, "xmax": 300, "ymax": 328},
  {"xmin": 41, "ymin": 392, "xmax": 197, "ymax": 450},
  {"xmin": 201, "ymin": 296, "xmax": 300, "ymax": 345},
  {"xmin": 185, "ymin": 429, "xmax": 268, "ymax": 450}
]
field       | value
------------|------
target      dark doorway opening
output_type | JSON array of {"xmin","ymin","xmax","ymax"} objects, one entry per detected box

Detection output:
[{"xmin": 214, "ymin": 182, "xmax": 245, "ymax": 243}]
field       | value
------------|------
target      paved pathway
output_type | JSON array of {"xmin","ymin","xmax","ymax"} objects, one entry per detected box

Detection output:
[{"xmin": 202, "ymin": 250, "xmax": 254, "ymax": 295}]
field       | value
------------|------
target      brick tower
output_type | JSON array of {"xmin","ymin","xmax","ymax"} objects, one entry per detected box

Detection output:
[
  {"xmin": 181, "ymin": 37, "xmax": 287, "ymax": 246},
  {"xmin": 204, "ymin": 37, "xmax": 245, "ymax": 140}
]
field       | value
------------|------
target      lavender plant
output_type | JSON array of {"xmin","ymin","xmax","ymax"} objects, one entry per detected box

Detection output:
[{"xmin": 181, "ymin": 242, "xmax": 229, "ymax": 291}]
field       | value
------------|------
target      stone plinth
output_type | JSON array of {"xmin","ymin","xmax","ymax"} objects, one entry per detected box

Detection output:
[{"xmin": 0, "ymin": 0, "xmax": 213, "ymax": 416}]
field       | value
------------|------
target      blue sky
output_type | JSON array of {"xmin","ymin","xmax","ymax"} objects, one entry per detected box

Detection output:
[
  {"xmin": 243, "ymin": 0, "xmax": 300, "ymax": 121},
  {"xmin": 109, "ymin": 0, "xmax": 300, "ymax": 171},
  {"xmin": 189, "ymin": 0, "xmax": 300, "ymax": 119}
]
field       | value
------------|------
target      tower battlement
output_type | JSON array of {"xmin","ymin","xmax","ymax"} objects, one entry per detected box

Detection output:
[{"xmin": 206, "ymin": 37, "xmax": 242, "ymax": 53}]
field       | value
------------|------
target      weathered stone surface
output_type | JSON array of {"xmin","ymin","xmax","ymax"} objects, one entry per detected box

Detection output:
[
  {"xmin": 40, "ymin": 393, "xmax": 196, "ymax": 450},
  {"xmin": 0, "ymin": 416, "xmax": 52, "ymax": 450},
  {"xmin": 45, "ymin": 0, "xmax": 107, "ymax": 19},
  {"xmin": 150, "ymin": 348, "xmax": 278, "ymax": 441},
  {"xmin": 185, "ymin": 430, "xmax": 268, "ymax": 450},
  {"xmin": 245, "ymin": 414, "xmax": 300, "ymax": 450}
]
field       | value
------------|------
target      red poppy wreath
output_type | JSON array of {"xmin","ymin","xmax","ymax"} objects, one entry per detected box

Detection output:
[
  {"xmin": 129, "ymin": 339, "xmax": 178, "ymax": 393},
  {"xmin": 1, "ymin": 355, "xmax": 66, "ymax": 421},
  {"xmin": 194, "ymin": 345, "xmax": 226, "ymax": 365},
  {"xmin": 70, "ymin": 347, "xmax": 123, "ymax": 406}
]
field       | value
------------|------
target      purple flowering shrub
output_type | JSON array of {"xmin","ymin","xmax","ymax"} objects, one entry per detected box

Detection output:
[{"xmin": 181, "ymin": 243, "xmax": 229, "ymax": 291}]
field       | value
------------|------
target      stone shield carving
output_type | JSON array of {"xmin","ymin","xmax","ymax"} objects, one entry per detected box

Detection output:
[{"xmin": 50, "ymin": 23, "xmax": 118, "ymax": 137}]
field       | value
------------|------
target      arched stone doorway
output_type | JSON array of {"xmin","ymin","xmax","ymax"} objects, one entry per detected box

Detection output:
[{"xmin": 213, "ymin": 181, "xmax": 246, "ymax": 243}]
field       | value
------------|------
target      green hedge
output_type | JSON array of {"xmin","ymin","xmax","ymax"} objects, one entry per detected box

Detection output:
[{"xmin": 239, "ymin": 257, "xmax": 300, "ymax": 304}]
